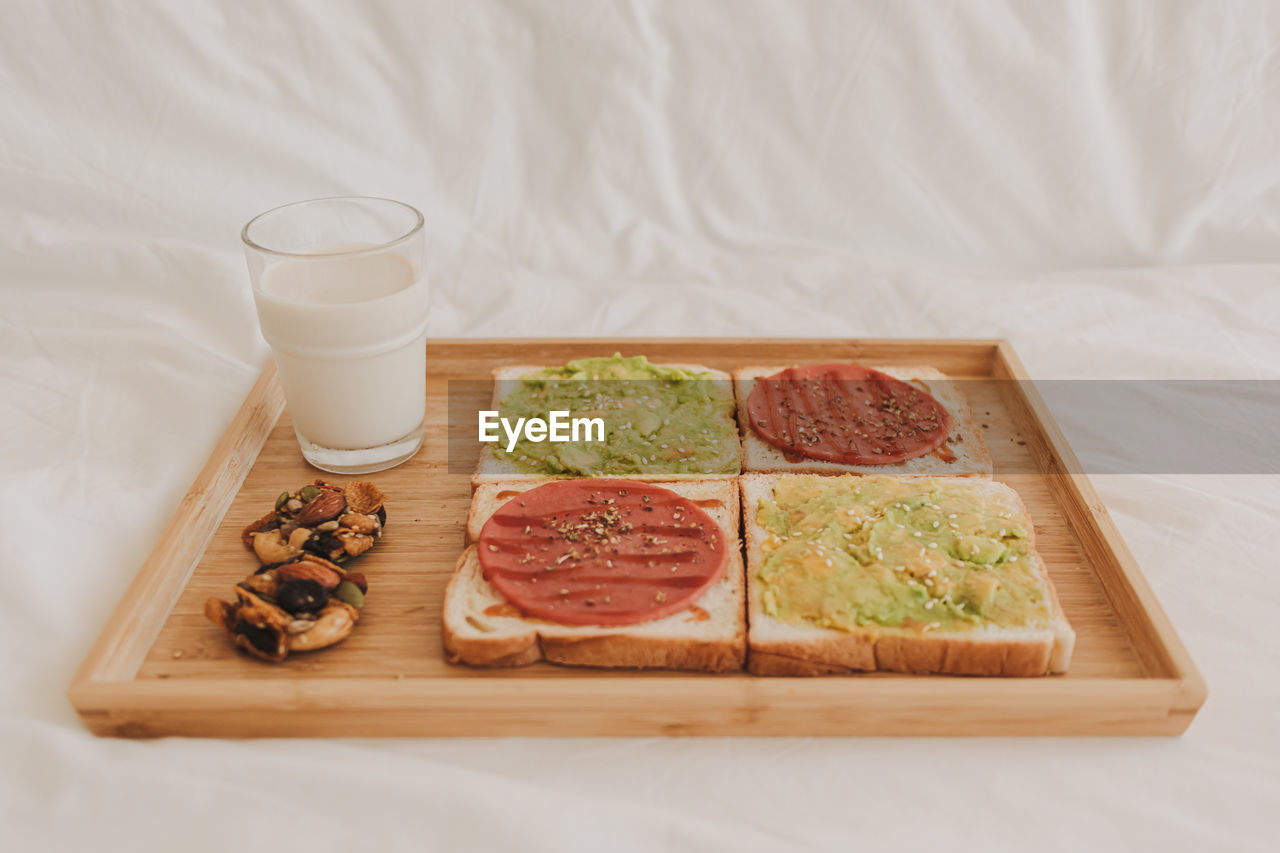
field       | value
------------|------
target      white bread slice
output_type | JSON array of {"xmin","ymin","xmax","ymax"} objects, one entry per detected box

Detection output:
[
  {"xmin": 741, "ymin": 473, "xmax": 1074, "ymax": 677},
  {"xmin": 444, "ymin": 478, "xmax": 746, "ymax": 672},
  {"xmin": 472, "ymin": 362, "xmax": 740, "ymax": 486},
  {"xmin": 733, "ymin": 365, "xmax": 992, "ymax": 477}
]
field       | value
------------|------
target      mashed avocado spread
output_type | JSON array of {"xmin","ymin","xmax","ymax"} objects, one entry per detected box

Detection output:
[
  {"xmin": 756, "ymin": 476, "xmax": 1052, "ymax": 632},
  {"xmin": 495, "ymin": 355, "xmax": 740, "ymax": 476}
]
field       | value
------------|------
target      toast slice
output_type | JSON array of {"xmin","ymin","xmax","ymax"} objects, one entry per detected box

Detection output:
[
  {"xmin": 444, "ymin": 478, "xmax": 746, "ymax": 672},
  {"xmin": 733, "ymin": 365, "xmax": 991, "ymax": 477},
  {"xmin": 473, "ymin": 361, "xmax": 741, "ymax": 485},
  {"xmin": 741, "ymin": 473, "xmax": 1074, "ymax": 676}
]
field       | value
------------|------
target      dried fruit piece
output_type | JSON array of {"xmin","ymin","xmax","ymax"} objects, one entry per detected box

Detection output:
[
  {"xmin": 339, "ymin": 512, "xmax": 377, "ymax": 535},
  {"xmin": 344, "ymin": 481, "xmax": 386, "ymax": 515},
  {"xmin": 296, "ymin": 491, "xmax": 346, "ymax": 525},
  {"xmin": 241, "ymin": 569, "xmax": 280, "ymax": 599},
  {"xmin": 336, "ymin": 529, "xmax": 374, "ymax": 558},
  {"xmin": 241, "ymin": 511, "xmax": 280, "ymax": 549},
  {"xmin": 343, "ymin": 572, "xmax": 368, "ymax": 594},
  {"xmin": 205, "ymin": 598, "xmax": 234, "ymax": 632},
  {"xmin": 277, "ymin": 578, "xmax": 330, "ymax": 615},
  {"xmin": 226, "ymin": 587, "xmax": 291, "ymax": 662}
]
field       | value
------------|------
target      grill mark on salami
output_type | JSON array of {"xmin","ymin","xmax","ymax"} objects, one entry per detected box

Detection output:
[
  {"xmin": 476, "ymin": 479, "xmax": 728, "ymax": 626},
  {"xmin": 747, "ymin": 364, "xmax": 953, "ymax": 465}
]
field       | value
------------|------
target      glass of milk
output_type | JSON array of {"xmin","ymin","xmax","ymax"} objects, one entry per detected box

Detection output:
[{"xmin": 242, "ymin": 197, "xmax": 428, "ymax": 473}]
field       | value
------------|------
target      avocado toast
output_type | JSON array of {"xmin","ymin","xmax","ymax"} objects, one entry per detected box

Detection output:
[
  {"xmin": 473, "ymin": 355, "xmax": 741, "ymax": 484},
  {"xmin": 741, "ymin": 473, "xmax": 1074, "ymax": 676}
]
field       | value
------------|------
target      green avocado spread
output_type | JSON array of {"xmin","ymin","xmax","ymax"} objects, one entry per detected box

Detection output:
[
  {"xmin": 494, "ymin": 354, "xmax": 740, "ymax": 476},
  {"xmin": 756, "ymin": 475, "xmax": 1052, "ymax": 632}
]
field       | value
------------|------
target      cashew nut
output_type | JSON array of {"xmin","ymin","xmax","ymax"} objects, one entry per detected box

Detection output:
[
  {"xmin": 287, "ymin": 600, "xmax": 359, "ymax": 652},
  {"xmin": 250, "ymin": 526, "xmax": 313, "ymax": 565}
]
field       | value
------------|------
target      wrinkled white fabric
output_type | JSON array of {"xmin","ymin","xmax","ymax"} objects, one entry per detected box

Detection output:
[{"xmin": 2, "ymin": 2, "xmax": 1278, "ymax": 851}]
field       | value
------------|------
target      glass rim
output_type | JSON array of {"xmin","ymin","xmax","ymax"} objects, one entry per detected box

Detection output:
[{"xmin": 240, "ymin": 195, "xmax": 424, "ymax": 259}]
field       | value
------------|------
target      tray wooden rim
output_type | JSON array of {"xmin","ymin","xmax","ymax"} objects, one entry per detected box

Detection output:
[{"xmin": 68, "ymin": 338, "xmax": 1207, "ymax": 737}]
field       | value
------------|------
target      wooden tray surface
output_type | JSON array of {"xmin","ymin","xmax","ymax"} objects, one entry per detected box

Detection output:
[{"xmin": 69, "ymin": 339, "xmax": 1205, "ymax": 737}]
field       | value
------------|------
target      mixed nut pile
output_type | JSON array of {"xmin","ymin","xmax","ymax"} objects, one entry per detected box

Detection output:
[{"xmin": 205, "ymin": 479, "xmax": 387, "ymax": 662}]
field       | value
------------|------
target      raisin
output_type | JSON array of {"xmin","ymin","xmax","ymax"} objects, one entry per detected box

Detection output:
[
  {"xmin": 376, "ymin": 506, "xmax": 387, "ymax": 527},
  {"xmin": 235, "ymin": 619, "xmax": 278, "ymax": 654},
  {"xmin": 276, "ymin": 579, "xmax": 329, "ymax": 614},
  {"xmin": 303, "ymin": 532, "xmax": 343, "ymax": 559}
]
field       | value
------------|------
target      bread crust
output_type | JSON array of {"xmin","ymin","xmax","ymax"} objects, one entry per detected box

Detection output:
[
  {"xmin": 740, "ymin": 473, "xmax": 1074, "ymax": 677},
  {"xmin": 443, "ymin": 479, "xmax": 747, "ymax": 672},
  {"xmin": 733, "ymin": 365, "xmax": 992, "ymax": 477}
]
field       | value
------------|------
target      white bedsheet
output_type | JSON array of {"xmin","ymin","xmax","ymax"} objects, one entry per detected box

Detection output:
[{"xmin": 2, "ymin": 2, "xmax": 1278, "ymax": 850}]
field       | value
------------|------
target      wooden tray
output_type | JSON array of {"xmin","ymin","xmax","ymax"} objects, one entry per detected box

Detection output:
[{"xmin": 68, "ymin": 339, "xmax": 1206, "ymax": 737}]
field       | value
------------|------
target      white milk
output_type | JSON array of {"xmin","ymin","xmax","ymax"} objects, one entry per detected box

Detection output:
[{"xmin": 253, "ymin": 247, "xmax": 428, "ymax": 450}]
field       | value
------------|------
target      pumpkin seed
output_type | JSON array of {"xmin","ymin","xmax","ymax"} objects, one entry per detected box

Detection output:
[
  {"xmin": 299, "ymin": 485, "xmax": 322, "ymax": 501},
  {"xmin": 274, "ymin": 491, "xmax": 290, "ymax": 511},
  {"xmin": 333, "ymin": 580, "xmax": 365, "ymax": 609}
]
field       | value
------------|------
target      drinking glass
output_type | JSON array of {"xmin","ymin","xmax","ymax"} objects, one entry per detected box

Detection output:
[{"xmin": 242, "ymin": 197, "xmax": 428, "ymax": 473}]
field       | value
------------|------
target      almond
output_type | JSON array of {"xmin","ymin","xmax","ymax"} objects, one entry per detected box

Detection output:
[
  {"xmin": 277, "ymin": 559, "xmax": 342, "ymax": 589},
  {"xmin": 296, "ymin": 490, "xmax": 346, "ymax": 525}
]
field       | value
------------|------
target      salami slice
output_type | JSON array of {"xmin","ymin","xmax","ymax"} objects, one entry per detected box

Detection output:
[
  {"xmin": 477, "ymin": 479, "xmax": 728, "ymax": 626},
  {"xmin": 746, "ymin": 364, "xmax": 952, "ymax": 464}
]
